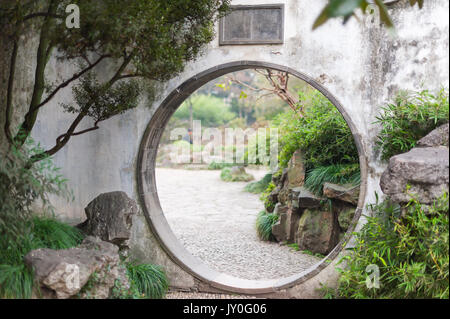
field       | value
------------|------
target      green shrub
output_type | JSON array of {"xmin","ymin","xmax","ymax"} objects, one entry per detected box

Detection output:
[
  {"xmin": 220, "ymin": 167, "xmax": 254, "ymax": 182},
  {"xmin": 273, "ymin": 90, "xmax": 358, "ymax": 170},
  {"xmin": 0, "ymin": 137, "xmax": 74, "ymax": 299},
  {"xmin": 304, "ymin": 164, "xmax": 360, "ymax": 196},
  {"xmin": 259, "ymin": 182, "xmax": 276, "ymax": 212},
  {"xmin": 0, "ymin": 136, "xmax": 71, "ymax": 246},
  {"xmin": 208, "ymin": 161, "xmax": 234, "ymax": 170},
  {"xmin": 126, "ymin": 262, "xmax": 169, "ymax": 299},
  {"xmin": 375, "ymin": 89, "xmax": 449, "ymax": 161},
  {"xmin": 244, "ymin": 173, "xmax": 272, "ymax": 194},
  {"xmin": 256, "ymin": 211, "xmax": 279, "ymax": 241},
  {"xmin": 335, "ymin": 193, "xmax": 449, "ymax": 299}
]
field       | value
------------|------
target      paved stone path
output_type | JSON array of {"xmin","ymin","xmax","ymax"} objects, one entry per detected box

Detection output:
[{"xmin": 155, "ymin": 168, "xmax": 320, "ymax": 281}]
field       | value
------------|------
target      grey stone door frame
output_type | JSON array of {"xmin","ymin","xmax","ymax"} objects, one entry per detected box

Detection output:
[{"xmin": 136, "ymin": 61, "xmax": 368, "ymax": 294}]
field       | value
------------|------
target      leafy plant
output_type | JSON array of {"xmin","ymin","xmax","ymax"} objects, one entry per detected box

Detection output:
[
  {"xmin": 274, "ymin": 91, "xmax": 358, "ymax": 170},
  {"xmin": 110, "ymin": 276, "xmax": 143, "ymax": 299},
  {"xmin": 256, "ymin": 211, "xmax": 279, "ymax": 241},
  {"xmin": 304, "ymin": 164, "xmax": 360, "ymax": 196},
  {"xmin": 0, "ymin": 135, "xmax": 75, "ymax": 298},
  {"xmin": 31, "ymin": 216, "xmax": 84, "ymax": 249},
  {"xmin": 375, "ymin": 89, "xmax": 449, "ymax": 161},
  {"xmin": 0, "ymin": 264, "xmax": 34, "ymax": 299},
  {"xmin": 126, "ymin": 262, "xmax": 169, "ymax": 299},
  {"xmin": 0, "ymin": 136, "xmax": 71, "ymax": 244},
  {"xmin": 244, "ymin": 173, "xmax": 272, "ymax": 194},
  {"xmin": 313, "ymin": 0, "xmax": 425, "ymax": 30},
  {"xmin": 208, "ymin": 161, "xmax": 234, "ymax": 170},
  {"xmin": 260, "ymin": 182, "xmax": 276, "ymax": 212},
  {"xmin": 335, "ymin": 192, "xmax": 449, "ymax": 299},
  {"xmin": 220, "ymin": 167, "xmax": 254, "ymax": 182}
]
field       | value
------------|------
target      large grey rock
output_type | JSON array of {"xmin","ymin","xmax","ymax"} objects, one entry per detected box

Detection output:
[
  {"xmin": 417, "ymin": 123, "xmax": 449, "ymax": 147},
  {"xmin": 380, "ymin": 146, "xmax": 449, "ymax": 204},
  {"xmin": 25, "ymin": 236, "xmax": 128, "ymax": 299},
  {"xmin": 276, "ymin": 151, "xmax": 306, "ymax": 206},
  {"xmin": 292, "ymin": 187, "xmax": 324, "ymax": 208},
  {"xmin": 80, "ymin": 192, "xmax": 138, "ymax": 250},
  {"xmin": 285, "ymin": 207, "xmax": 302, "ymax": 242},
  {"xmin": 286, "ymin": 150, "xmax": 306, "ymax": 188},
  {"xmin": 271, "ymin": 204, "xmax": 289, "ymax": 242},
  {"xmin": 323, "ymin": 182, "xmax": 360, "ymax": 206},
  {"xmin": 230, "ymin": 166, "xmax": 246, "ymax": 175},
  {"xmin": 295, "ymin": 208, "xmax": 340, "ymax": 256}
]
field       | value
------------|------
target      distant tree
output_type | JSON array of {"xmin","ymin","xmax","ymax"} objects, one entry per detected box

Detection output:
[
  {"xmin": 1, "ymin": 0, "xmax": 230, "ymax": 162},
  {"xmin": 173, "ymin": 94, "xmax": 235, "ymax": 127}
]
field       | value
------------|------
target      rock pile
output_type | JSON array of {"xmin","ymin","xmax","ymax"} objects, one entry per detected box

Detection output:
[
  {"xmin": 25, "ymin": 191, "xmax": 139, "ymax": 299},
  {"xmin": 380, "ymin": 123, "xmax": 449, "ymax": 205},
  {"xmin": 268, "ymin": 150, "xmax": 359, "ymax": 255}
]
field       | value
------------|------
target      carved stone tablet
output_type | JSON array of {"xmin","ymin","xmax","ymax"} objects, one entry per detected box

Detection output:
[{"xmin": 219, "ymin": 4, "xmax": 284, "ymax": 45}]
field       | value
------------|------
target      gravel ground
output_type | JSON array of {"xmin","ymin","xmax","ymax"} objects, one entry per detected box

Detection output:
[{"xmin": 156, "ymin": 168, "xmax": 320, "ymax": 281}]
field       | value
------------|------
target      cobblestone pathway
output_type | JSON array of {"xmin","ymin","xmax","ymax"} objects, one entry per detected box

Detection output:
[{"xmin": 156, "ymin": 168, "xmax": 320, "ymax": 281}]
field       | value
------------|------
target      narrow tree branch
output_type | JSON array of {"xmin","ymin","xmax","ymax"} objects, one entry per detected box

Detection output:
[
  {"xmin": 4, "ymin": 39, "xmax": 19, "ymax": 144},
  {"xmin": 14, "ymin": 0, "xmax": 58, "ymax": 145},
  {"xmin": 28, "ymin": 55, "xmax": 109, "ymax": 114},
  {"xmin": 29, "ymin": 111, "xmax": 87, "ymax": 163},
  {"xmin": 29, "ymin": 52, "xmax": 136, "ymax": 163},
  {"xmin": 117, "ymin": 73, "xmax": 144, "ymax": 80},
  {"xmin": 55, "ymin": 121, "xmax": 100, "ymax": 145}
]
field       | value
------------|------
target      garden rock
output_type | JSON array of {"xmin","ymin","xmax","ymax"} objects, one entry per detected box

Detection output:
[
  {"xmin": 285, "ymin": 208, "xmax": 302, "ymax": 242},
  {"xmin": 416, "ymin": 123, "xmax": 449, "ymax": 147},
  {"xmin": 79, "ymin": 191, "xmax": 138, "ymax": 251},
  {"xmin": 230, "ymin": 166, "xmax": 246, "ymax": 175},
  {"xmin": 323, "ymin": 182, "xmax": 360, "ymax": 206},
  {"xmin": 292, "ymin": 187, "xmax": 324, "ymax": 208},
  {"xmin": 380, "ymin": 146, "xmax": 449, "ymax": 204},
  {"xmin": 286, "ymin": 150, "xmax": 306, "ymax": 188},
  {"xmin": 296, "ymin": 208, "xmax": 340, "ymax": 256},
  {"xmin": 25, "ymin": 236, "xmax": 128, "ymax": 299},
  {"xmin": 271, "ymin": 205, "xmax": 289, "ymax": 242}
]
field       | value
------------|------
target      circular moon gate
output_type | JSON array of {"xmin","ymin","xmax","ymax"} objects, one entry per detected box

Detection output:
[{"xmin": 137, "ymin": 61, "xmax": 368, "ymax": 294}]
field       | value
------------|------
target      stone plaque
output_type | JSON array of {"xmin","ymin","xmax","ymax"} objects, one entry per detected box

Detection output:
[{"xmin": 219, "ymin": 4, "xmax": 284, "ymax": 45}]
